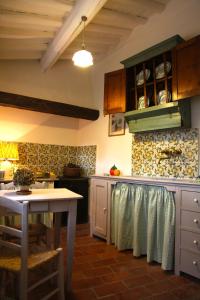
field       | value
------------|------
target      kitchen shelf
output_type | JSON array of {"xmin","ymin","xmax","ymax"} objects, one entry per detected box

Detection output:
[{"xmin": 124, "ymin": 100, "xmax": 191, "ymax": 133}]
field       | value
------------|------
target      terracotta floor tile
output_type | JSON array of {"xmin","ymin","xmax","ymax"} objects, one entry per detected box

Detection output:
[
  {"xmin": 145, "ymin": 280, "xmax": 178, "ymax": 295},
  {"xmin": 71, "ymin": 227, "xmax": 200, "ymax": 300},
  {"xmin": 147, "ymin": 270, "xmax": 173, "ymax": 281},
  {"xmin": 123, "ymin": 275, "xmax": 155, "ymax": 288},
  {"xmin": 99, "ymin": 295, "xmax": 120, "ymax": 300},
  {"xmin": 101, "ymin": 272, "xmax": 129, "ymax": 283},
  {"xmin": 94, "ymin": 282, "xmax": 127, "ymax": 298},
  {"xmin": 119, "ymin": 286, "xmax": 152, "ymax": 300},
  {"xmin": 4, "ymin": 224, "xmax": 200, "ymax": 299},
  {"xmin": 73, "ymin": 262, "xmax": 93, "ymax": 271},
  {"xmin": 82, "ymin": 266, "xmax": 113, "ymax": 277},
  {"xmin": 72, "ymin": 277, "xmax": 104, "ymax": 290},
  {"xmin": 72, "ymin": 271, "xmax": 86, "ymax": 280},
  {"xmin": 168, "ymin": 274, "xmax": 197, "ymax": 286},
  {"xmin": 126, "ymin": 267, "xmax": 148, "ymax": 278},
  {"xmin": 111, "ymin": 263, "xmax": 133, "ymax": 274},
  {"xmin": 71, "ymin": 288, "xmax": 97, "ymax": 300},
  {"xmin": 172, "ymin": 283, "xmax": 200, "ymax": 300},
  {"xmin": 92, "ymin": 258, "xmax": 117, "ymax": 268},
  {"xmin": 74, "ymin": 254, "xmax": 101, "ymax": 264},
  {"xmin": 147, "ymin": 291, "xmax": 179, "ymax": 300}
]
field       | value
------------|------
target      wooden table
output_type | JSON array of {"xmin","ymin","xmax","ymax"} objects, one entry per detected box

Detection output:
[{"xmin": 0, "ymin": 188, "xmax": 83, "ymax": 292}]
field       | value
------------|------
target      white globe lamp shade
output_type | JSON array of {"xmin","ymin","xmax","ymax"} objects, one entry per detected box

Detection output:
[{"xmin": 72, "ymin": 49, "xmax": 93, "ymax": 68}]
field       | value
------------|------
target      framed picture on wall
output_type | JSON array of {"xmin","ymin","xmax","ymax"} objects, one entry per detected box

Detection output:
[{"xmin": 108, "ymin": 113, "xmax": 125, "ymax": 136}]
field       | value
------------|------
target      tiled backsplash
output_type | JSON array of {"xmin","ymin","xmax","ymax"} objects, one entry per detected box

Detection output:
[
  {"xmin": 1, "ymin": 141, "xmax": 96, "ymax": 177},
  {"xmin": 132, "ymin": 128, "xmax": 199, "ymax": 178}
]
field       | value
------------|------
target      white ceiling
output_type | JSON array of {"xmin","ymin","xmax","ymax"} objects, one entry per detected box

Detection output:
[{"xmin": 0, "ymin": 0, "xmax": 170, "ymax": 70}]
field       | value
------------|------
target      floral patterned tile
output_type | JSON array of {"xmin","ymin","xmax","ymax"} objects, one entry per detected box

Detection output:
[
  {"xmin": 0, "ymin": 141, "xmax": 97, "ymax": 178},
  {"xmin": 132, "ymin": 128, "xmax": 199, "ymax": 178}
]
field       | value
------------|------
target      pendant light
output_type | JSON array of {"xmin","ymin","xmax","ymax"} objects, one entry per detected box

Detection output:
[{"xmin": 72, "ymin": 16, "xmax": 93, "ymax": 68}]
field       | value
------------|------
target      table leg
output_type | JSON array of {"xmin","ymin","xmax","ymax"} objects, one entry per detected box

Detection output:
[
  {"xmin": 66, "ymin": 200, "xmax": 77, "ymax": 292},
  {"xmin": 54, "ymin": 212, "xmax": 62, "ymax": 249}
]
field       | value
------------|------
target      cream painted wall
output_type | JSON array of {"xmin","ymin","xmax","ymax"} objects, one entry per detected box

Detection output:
[
  {"xmin": 77, "ymin": 0, "xmax": 200, "ymax": 176},
  {"xmin": 0, "ymin": 59, "xmax": 94, "ymax": 145},
  {"xmin": 0, "ymin": 106, "xmax": 79, "ymax": 145},
  {"xmin": 0, "ymin": 60, "xmax": 94, "ymax": 108}
]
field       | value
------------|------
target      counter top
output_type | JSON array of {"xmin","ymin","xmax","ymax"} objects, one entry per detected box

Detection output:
[
  {"xmin": 35, "ymin": 177, "xmax": 59, "ymax": 181},
  {"xmin": 0, "ymin": 177, "xmax": 59, "ymax": 183},
  {"xmin": 90, "ymin": 174, "xmax": 200, "ymax": 187}
]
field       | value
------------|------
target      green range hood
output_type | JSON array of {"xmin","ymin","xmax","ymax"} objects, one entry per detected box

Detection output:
[{"xmin": 124, "ymin": 100, "xmax": 191, "ymax": 133}]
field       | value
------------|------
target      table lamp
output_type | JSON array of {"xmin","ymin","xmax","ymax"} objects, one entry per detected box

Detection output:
[{"xmin": 0, "ymin": 142, "xmax": 19, "ymax": 180}]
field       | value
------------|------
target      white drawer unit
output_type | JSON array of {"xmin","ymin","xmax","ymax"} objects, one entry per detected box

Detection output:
[
  {"xmin": 180, "ymin": 249, "xmax": 200, "ymax": 279},
  {"xmin": 178, "ymin": 188, "xmax": 200, "ymax": 279},
  {"xmin": 181, "ymin": 190, "xmax": 200, "ymax": 212},
  {"xmin": 181, "ymin": 210, "xmax": 200, "ymax": 232},
  {"xmin": 181, "ymin": 230, "xmax": 200, "ymax": 253}
]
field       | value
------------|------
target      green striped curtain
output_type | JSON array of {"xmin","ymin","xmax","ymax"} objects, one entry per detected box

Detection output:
[{"xmin": 111, "ymin": 183, "xmax": 175, "ymax": 270}]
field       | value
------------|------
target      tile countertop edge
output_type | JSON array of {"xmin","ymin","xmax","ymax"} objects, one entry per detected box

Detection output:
[
  {"xmin": 0, "ymin": 177, "xmax": 59, "ymax": 183},
  {"xmin": 90, "ymin": 175, "xmax": 200, "ymax": 188}
]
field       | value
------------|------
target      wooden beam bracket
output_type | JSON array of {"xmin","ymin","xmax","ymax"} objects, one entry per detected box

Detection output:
[{"xmin": 0, "ymin": 91, "xmax": 99, "ymax": 121}]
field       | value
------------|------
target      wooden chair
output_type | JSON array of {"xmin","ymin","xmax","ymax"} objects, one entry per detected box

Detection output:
[{"xmin": 0, "ymin": 196, "xmax": 65, "ymax": 300}]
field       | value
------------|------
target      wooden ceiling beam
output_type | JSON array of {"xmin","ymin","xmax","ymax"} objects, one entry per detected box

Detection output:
[
  {"xmin": 0, "ymin": 27, "xmax": 55, "ymax": 39},
  {"xmin": 0, "ymin": 13, "xmax": 62, "ymax": 31},
  {"xmin": 0, "ymin": 38, "xmax": 49, "ymax": 51},
  {"xmin": 105, "ymin": 0, "xmax": 165, "ymax": 16},
  {"xmin": 40, "ymin": 0, "xmax": 108, "ymax": 71},
  {"xmin": 87, "ymin": 23, "xmax": 131, "ymax": 36},
  {"xmin": 94, "ymin": 8, "xmax": 147, "ymax": 29},
  {"xmin": 0, "ymin": 91, "xmax": 99, "ymax": 121},
  {"xmin": 66, "ymin": 43, "xmax": 109, "ymax": 53},
  {"xmin": 0, "ymin": 50, "xmax": 42, "ymax": 59},
  {"xmin": 132, "ymin": 0, "xmax": 165, "ymax": 12},
  {"xmin": 75, "ymin": 33, "xmax": 119, "ymax": 45},
  {"xmin": 0, "ymin": 0, "xmax": 73, "ymax": 18}
]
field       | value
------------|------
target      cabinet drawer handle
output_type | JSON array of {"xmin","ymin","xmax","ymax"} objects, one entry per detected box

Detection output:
[
  {"xmin": 103, "ymin": 208, "xmax": 107, "ymax": 213},
  {"xmin": 193, "ymin": 261, "xmax": 197, "ymax": 266},
  {"xmin": 193, "ymin": 240, "xmax": 198, "ymax": 245},
  {"xmin": 193, "ymin": 219, "xmax": 199, "ymax": 224},
  {"xmin": 193, "ymin": 198, "xmax": 198, "ymax": 203}
]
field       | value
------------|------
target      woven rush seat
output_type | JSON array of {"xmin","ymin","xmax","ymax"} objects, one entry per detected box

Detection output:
[{"xmin": 0, "ymin": 249, "xmax": 59, "ymax": 272}]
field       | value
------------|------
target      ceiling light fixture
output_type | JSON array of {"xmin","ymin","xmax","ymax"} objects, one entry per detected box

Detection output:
[{"xmin": 72, "ymin": 16, "xmax": 93, "ymax": 68}]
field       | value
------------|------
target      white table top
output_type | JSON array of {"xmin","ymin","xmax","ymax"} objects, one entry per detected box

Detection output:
[{"xmin": 0, "ymin": 188, "xmax": 83, "ymax": 202}]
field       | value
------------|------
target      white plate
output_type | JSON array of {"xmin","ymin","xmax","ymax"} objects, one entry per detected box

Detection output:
[
  {"xmin": 136, "ymin": 69, "xmax": 150, "ymax": 86},
  {"xmin": 157, "ymin": 90, "xmax": 171, "ymax": 104},
  {"xmin": 155, "ymin": 61, "xmax": 171, "ymax": 79},
  {"xmin": 138, "ymin": 96, "xmax": 149, "ymax": 109}
]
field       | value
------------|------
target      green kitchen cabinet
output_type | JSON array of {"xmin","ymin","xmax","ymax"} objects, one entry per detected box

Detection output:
[{"xmin": 104, "ymin": 35, "xmax": 200, "ymax": 133}]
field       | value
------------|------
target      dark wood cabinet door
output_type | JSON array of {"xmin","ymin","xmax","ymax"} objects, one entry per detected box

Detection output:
[
  {"xmin": 173, "ymin": 35, "xmax": 200, "ymax": 100},
  {"xmin": 55, "ymin": 178, "xmax": 89, "ymax": 224},
  {"xmin": 104, "ymin": 69, "xmax": 126, "ymax": 115}
]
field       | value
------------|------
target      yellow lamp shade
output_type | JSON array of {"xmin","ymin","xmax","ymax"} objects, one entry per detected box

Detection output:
[{"xmin": 0, "ymin": 142, "xmax": 19, "ymax": 161}]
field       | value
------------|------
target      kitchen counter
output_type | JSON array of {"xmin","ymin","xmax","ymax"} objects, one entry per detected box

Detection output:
[
  {"xmin": 0, "ymin": 177, "xmax": 59, "ymax": 183},
  {"xmin": 91, "ymin": 174, "xmax": 200, "ymax": 187},
  {"xmin": 90, "ymin": 175, "xmax": 200, "ymax": 279},
  {"xmin": 35, "ymin": 177, "xmax": 59, "ymax": 181}
]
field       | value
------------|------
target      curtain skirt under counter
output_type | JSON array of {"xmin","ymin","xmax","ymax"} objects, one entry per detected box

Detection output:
[{"xmin": 111, "ymin": 183, "xmax": 175, "ymax": 270}]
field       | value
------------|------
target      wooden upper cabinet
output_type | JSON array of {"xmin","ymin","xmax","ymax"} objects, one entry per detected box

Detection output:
[
  {"xmin": 173, "ymin": 35, "xmax": 200, "ymax": 100},
  {"xmin": 104, "ymin": 69, "xmax": 126, "ymax": 115}
]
